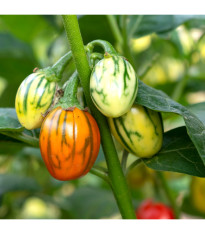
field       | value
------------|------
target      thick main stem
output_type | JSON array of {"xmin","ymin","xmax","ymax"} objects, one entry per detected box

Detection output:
[{"xmin": 62, "ymin": 15, "xmax": 136, "ymax": 219}]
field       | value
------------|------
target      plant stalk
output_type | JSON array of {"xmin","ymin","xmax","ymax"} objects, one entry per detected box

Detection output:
[
  {"xmin": 52, "ymin": 51, "xmax": 72, "ymax": 79},
  {"xmin": 121, "ymin": 15, "xmax": 137, "ymax": 69},
  {"xmin": 90, "ymin": 166, "xmax": 111, "ymax": 185},
  {"xmin": 106, "ymin": 15, "xmax": 123, "ymax": 47},
  {"xmin": 62, "ymin": 15, "xmax": 136, "ymax": 219}
]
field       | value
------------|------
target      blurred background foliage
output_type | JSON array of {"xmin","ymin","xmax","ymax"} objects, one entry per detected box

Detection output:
[{"xmin": 0, "ymin": 15, "xmax": 205, "ymax": 219}]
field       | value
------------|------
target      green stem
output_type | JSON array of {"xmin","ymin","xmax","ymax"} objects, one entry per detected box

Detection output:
[
  {"xmin": 156, "ymin": 171, "xmax": 180, "ymax": 219},
  {"xmin": 128, "ymin": 15, "xmax": 144, "ymax": 40},
  {"xmin": 121, "ymin": 15, "xmax": 136, "ymax": 69},
  {"xmin": 171, "ymin": 61, "xmax": 189, "ymax": 101},
  {"xmin": 87, "ymin": 39, "xmax": 118, "ymax": 55},
  {"xmin": 121, "ymin": 150, "xmax": 129, "ymax": 174},
  {"xmin": 126, "ymin": 158, "xmax": 142, "ymax": 175},
  {"xmin": 90, "ymin": 166, "xmax": 111, "ymax": 185},
  {"xmin": 62, "ymin": 15, "xmax": 136, "ymax": 219},
  {"xmin": 140, "ymin": 53, "xmax": 160, "ymax": 79},
  {"xmin": 1, "ymin": 131, "xmax": 39, "ymax": 148},
  {"xmin": 171, "ymin": 75, "xmax": 189, "ymax": 101},
  {"xmin": 52, "ymin": 51, "xmax": 72, "ymax": 79},
  {"xmin": 106, "ymin": 15, "xmax": 123, "ymax": 47}
]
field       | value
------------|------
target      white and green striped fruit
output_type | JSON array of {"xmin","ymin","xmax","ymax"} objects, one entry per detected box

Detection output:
[
  {"xmin": 90, "ymin": 55, "xmax": 138, "ymax": 117},
  {"xmin": 108, "ymin": 104, "xmax": 163, "ymax": 158},
  {"xmin": 15, "ymin": 71, "xmax": 56, "ymax": 130}
]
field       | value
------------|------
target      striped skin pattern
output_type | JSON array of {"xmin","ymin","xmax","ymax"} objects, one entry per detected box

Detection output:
[
  {"xmin": 39, "ymin": 107, "xmax": 101, "ymax": 181},
  {"xmin": 15, "ymin": 72, "xmax": 56, "ymax": 130},
  {"xmin": 108, "ymin": 104, "xmax": 163, "ymax": 158},
  {"xmin": 90, "ymin": 56, "xmax": 138, "ymax": 118}
]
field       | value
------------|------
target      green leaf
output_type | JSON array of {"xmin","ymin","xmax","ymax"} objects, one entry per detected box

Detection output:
[
  {"xmin": 128, "ymin": 15, "xmax": 205, "ymax": 38},
  {"xmin": 0, "ymin": 174, "xmax": 40, "ymax": 196},
  {"xmin": 164, "ymin": 102, "xmax": 205, "ymax": 132},
  {"xmin": 0, "ymin": 15, "xmax": 56, "ymax": 43},
  {"xmin": 188, "ymin": 102, "xmax": 205, "ymax": 125},
  {"xmin": 0, "ymin": 108, "xmax": 23, "ymax": 131},
  {"xmin": 0, "ymin": 33, "xmax": 38, "ymax": 107},
  {"xmin": 136, "ymin": 80, "xmax": 205, "ymax": 166},
  {"xmin": 58, "ymin": 187, "xmax": 119, "ymax": 219},
  {"xmin": 143, "ymin": 127, "xmax": 205, "ymax": 177},
  {"xmin": 0, "ymin": 108, "xmax": 39, "ymax": 147},
  {"xmin": 78, "ymin": 15, "xmax": 115, "ymax": 45},
  {"xmin": 0, "ymin": 134, "xmax": 27, "ymax": 155}
]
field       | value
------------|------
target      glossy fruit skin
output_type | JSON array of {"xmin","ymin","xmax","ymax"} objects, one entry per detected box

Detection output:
[
  {"xmin": 90, "ymin": 56, "xmax": 138, "ymax": 118},
  {"xmin": 136, "ymin": 200, "xmax": 174, "ymax": 219},
  {"xmin": 15, "ymin": 71, "xmax": 56, "ymax": 130},
  {"xmin": 108, "ymin": 104, "xmax": 163, "ymax": 158},
  {"xmin": 39, "ymin": 107, "xmax": 101, "ymax": 181}
]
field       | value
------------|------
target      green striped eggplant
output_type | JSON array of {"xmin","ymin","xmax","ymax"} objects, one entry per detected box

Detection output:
[
  {"xmin": 15, "ymin": 71, "xmax": 57, "ymax": 130},
  {"xmin": 108, "ymin": 104, "xmax": 163, "ymax": 158},
  {"xmin": 90, "ymin": 55, "xmax": 138, "ymax": 117}
]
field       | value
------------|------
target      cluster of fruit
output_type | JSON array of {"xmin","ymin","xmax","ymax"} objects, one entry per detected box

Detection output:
[{"xmin": 15, "ymin": 51, "xmax": 163, "ymax": 181}]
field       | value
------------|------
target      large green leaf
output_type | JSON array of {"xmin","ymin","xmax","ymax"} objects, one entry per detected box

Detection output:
[
  {"xmin": 164, "ymin": 102, "xmax": 205, "ymax": 132},
  {"xmin": 78, "ymin": 15, "xmax": 115, "ymax": 45},
  {"xmin": 127, "ymin": 15, "xmax": 205, "ymax": 38},
  {"xmin": 0, "ymin": 108, "xmax": 23, "ymax": 131},
  {"xmin": 0, "ymin": 15, "xmax": 56, "ymax": 43},
  {"xmin": 0, "ymin": 33, "xmax": 38, "ymax": 107},
  {"xmin": 188, "ymin": 102, "xmax": 205, "ymax": 125},
  {"xmin": 0, "ymin": 174, "xmax": 40, "ymax": 196},
  {"xmin": 0, "ymin": 134, "xmax": 27, "ymax": 155},
  {"xmin": 136, "ymin": 80, "xmax": 205, "ymax": 166},
  {"xmin": 0, "ymin": 108, "xmax": 39, "ymax": 148},
  {"xmin": 143, "ymin": 127, "xmax": 205, "ymax": 177}
]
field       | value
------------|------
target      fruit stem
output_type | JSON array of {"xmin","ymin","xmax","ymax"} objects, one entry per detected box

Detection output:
[
  {"xmin": 1, "ymin": 131, "xmax": 39, "ymax": 148},
  {"xmin": 52, "ymin": 51, "xmax": 73, "ymax": 79},
  {"xmin": 126, "ymin": 158, "xmax": 142, "ymax": 175},
  {"xmin": 121, "ymin": 150, "xmax": 129, "ymax": 174},
  {"xmin": 86, "ymin": 39, "xmax": 118, "ymax": 56},
  {"xmin": 90, "ymin": 165, "xmax": 111, "ymax": 185},
  {"xmin": 62, "ymin": 15, "xmax": 136, "ymax": 219}
]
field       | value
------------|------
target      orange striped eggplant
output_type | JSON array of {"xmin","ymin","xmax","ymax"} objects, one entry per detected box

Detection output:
[{"xmin": 39, "ymin": 107, "xmax": 101, "ymax": 181}]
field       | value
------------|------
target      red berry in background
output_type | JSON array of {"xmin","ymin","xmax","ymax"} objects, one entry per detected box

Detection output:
[{"xmin": 136, "ymin": 199, "xmax": 175, "ymax": 219}]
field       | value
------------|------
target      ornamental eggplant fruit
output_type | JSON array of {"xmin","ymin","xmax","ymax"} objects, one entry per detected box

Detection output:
[
  {"xmin": 39, "ymin": 107, "xmax": 101, "ymax": 181},
  {"xmin": 15, "ymin": 71, "xmax": 56, "ymax": 130},
  {"xmin": 136, "ymin": 199, "xmax": 174, "ymax": 219},
  {"xmin": 108, "ymin": 104, "xmax": 163, "ymax": 158},
  {"xmin": 90, "ymin": 55, "xmax": 138, "ymax": 118}
]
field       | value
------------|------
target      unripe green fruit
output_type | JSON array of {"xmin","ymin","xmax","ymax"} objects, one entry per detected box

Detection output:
[
  {"xmin": 15, "ymin": 71, "xmax": 56, "ymax": 130},
  {"xmin": 108, "ymin": 104, "xmax": 163, "ymax": 158},
  {"xmin": 90, "ymin": 55, "xmax": 138, "ymax": 117}
]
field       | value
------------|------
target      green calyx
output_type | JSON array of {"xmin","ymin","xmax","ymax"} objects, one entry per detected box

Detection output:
[
  {"xmin": 39, "ymin": 67, "xmax": 60, "ymax": 83},
  {"xmin": 54, "ymin": 71, "xmax": 83, "ymax": 110}
]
